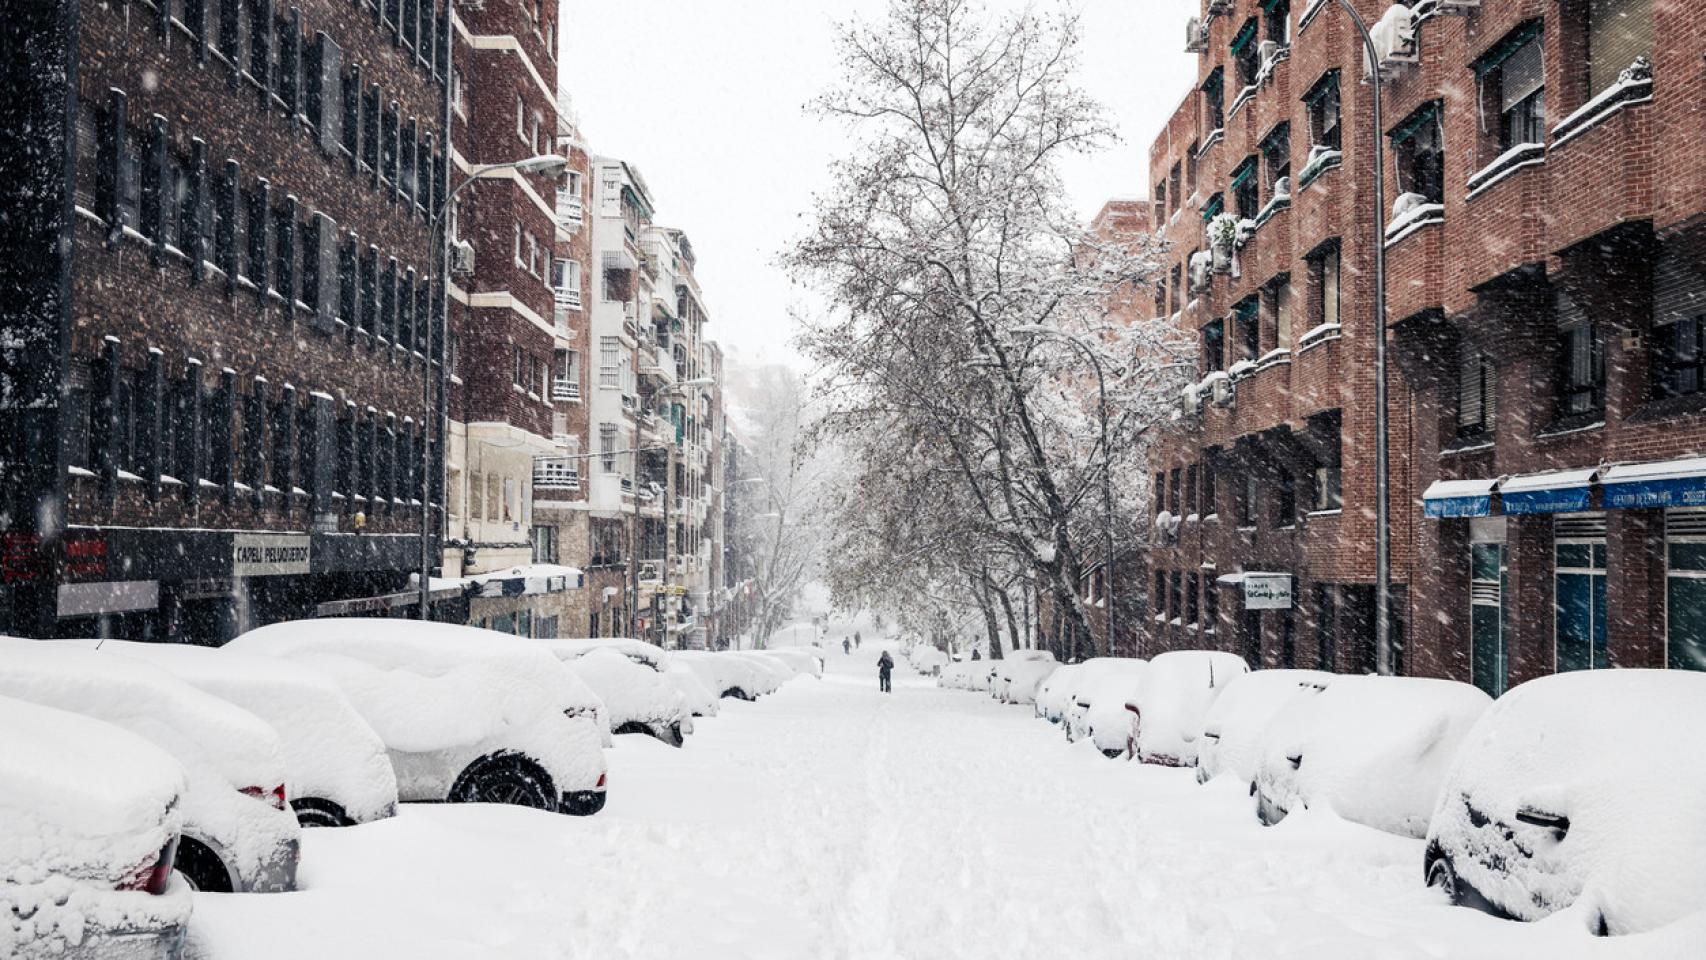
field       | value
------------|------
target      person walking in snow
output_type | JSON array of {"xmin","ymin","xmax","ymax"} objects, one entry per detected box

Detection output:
[
  {"xmin": 854, "ymin": 631, "xmax": 862, "ymax": 649},
  {"xmin": 877, "ymin": 651, "xmax": 894, "ymax": 693},
  {"xmin": 844, "ymin": 638, "xmax": 852, "ymax": 656}
]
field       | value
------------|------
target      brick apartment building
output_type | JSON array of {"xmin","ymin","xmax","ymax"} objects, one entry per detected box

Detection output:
[
  {"xmin": 1143, "ymin": 0, "xmax": 1705, "ymax": 692},
  {"xmin": 440, "ymin": 0, "xmax": 586, "ymax": 636},
  {"xmin": 2, "ymin": 0, "xmax": 450, "ymax": 641}
]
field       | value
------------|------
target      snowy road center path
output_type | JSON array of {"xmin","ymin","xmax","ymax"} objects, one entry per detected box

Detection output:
[{"xmin": 188, "ymin": 643, "xmax": 1692, "ymax": 960}]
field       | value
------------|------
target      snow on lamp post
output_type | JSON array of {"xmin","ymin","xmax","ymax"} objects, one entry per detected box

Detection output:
[
  {"xmin": 420, "ymin": 153, "xmax": 569, "ymax": 621},
  {"xmin": 1327, "ymin": 0, "xmax": 1394, "ymax": 675}
]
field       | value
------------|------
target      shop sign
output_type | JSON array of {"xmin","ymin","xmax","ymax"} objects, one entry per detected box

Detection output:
[
  {"xmin": 1604, "ymin": 476, "xmax": 1706, "ymax": 511},
  {"xmin": 182, "ymin": 578, "xmax": 234, "ymax": 600},
  {"xmin": 232, "ymin": 533, "xmax": 311, "ymax": 576},
  {"xmin": 1243, "ymin": 574, "xmax": 1293, "ymax": 610},
  {"xmin": 57, "ymin": 579, "xmax": 159, "ymax": 617}
]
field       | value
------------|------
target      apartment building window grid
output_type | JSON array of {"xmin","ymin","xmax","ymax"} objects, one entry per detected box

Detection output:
[
  {"xmin": 1475, "ymin": 25, "xmax": 1545, "ymax": 152},
  {"xmin": 599, "ymin": 336, "xmax": 622, "ymax": 388},
  {"xmin": 1555, "ymin": 529, "xmax": 1609, "ymax": 672},
  {"xmin": 599, "ymin": 423, "xmax": 617, "ymax": 473}
]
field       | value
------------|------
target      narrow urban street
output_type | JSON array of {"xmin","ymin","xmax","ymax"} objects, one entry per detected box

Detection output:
[{"xmin": 185, "ymin": 639, "xmax": 1692, "ymax": 960}]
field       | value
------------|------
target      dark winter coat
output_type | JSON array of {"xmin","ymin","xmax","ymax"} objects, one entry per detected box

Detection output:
[{"xmin": 877, "ymin": 652, "xmax": 894, "ymax": 676}]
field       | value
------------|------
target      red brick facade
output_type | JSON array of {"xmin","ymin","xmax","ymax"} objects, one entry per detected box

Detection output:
[{"xmin": 1142, "ymin": 0, "xmax": 1706, "ymax": 690}]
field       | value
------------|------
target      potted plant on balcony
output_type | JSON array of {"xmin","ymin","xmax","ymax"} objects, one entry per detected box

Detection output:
[{"xmin": 1208, "ymin": 213, "xmax": 1238, "ymax": 273}]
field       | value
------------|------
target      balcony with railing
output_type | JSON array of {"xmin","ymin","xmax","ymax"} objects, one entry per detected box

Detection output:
[
  {"xmin": 555, "ymin": 189, "xmax": 584, "ymax": 231},
  {"xmin": 533, "ymin": 457, "xmax": 582, "ymax": 492},
  {"xmin": 551, "ymin": 378, "xmax": 581, "ymax": 402}
]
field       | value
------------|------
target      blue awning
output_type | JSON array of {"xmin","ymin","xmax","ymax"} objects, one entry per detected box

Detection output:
[
  {"xmin": 1423, "ymin": 478, "xmax": 1499, "ymax": 518},
  {"xmin": 1603, "ymin": 458, "xmax": 1706, "ymax": 510},
  {"xmin": 1500, "ymin": 468, "xmax": 1596, "ymax": 515}
]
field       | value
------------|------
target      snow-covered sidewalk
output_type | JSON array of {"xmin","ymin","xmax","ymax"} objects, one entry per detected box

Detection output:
[{"xmin": 186, "ymin": 644, "xmax": 1702, "ymax": 959}]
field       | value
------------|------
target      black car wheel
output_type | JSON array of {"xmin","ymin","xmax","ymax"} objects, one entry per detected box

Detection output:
[
  {"xmin": 720, "ymin": 687, "xmax": 753, "ymax": 701},
  {"xmin": 613, "ymin": 721, "xmax": 652, "ymax": 737},
  {"xmin": 291, "ymin": 797, "xmax": 355, "ymax": 829},
  {"xmin": 560, "ymin": 790, "xmax": 607, "ymax": 816},
  {"xmin": 448, "ymin": 753, "xmax": 557, "ymax": 811},
  {"xmin": 175, "ymin": 837, "xmax": 233, "ymax": 893},
  {"xmin": 1426, "ymin": 855, "xmax": 1461, "ymax": 905}
]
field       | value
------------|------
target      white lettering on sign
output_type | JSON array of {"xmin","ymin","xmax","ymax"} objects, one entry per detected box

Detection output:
[
  {"xmin": 1243, "ymin": 574, "xmax": 1293, "ymax": 610},
  {"xmin": 232, "ymin": 534, "xmax": 312, "ymax": 576}
]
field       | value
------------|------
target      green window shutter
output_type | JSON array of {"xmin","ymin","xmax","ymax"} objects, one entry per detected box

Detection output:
[
  {"xmin": 1471, "ymin": 21, "xmax": 1543, "ymax": 79},
  {"xmin": 1230, "ymin": 159, "xmax": 1256, "ymax": 190},
  {"xmin": 1231, "ymin": 20, "xmax": 1258, "ymax": 55},
  {"xmin": 1301, "ymin": 68, "xmax": 1339, "ymax": 106},
  {"xmin": 1389, "ymin": 100, "xmax": 1441, "ymax": 145}
]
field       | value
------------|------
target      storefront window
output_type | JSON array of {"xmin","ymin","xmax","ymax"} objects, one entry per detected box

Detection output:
[
  {"xmin": 1555, "ymin": 538, "xmax": 1608, "ymax": 672},
  {"xmin": 1667, "ymin": 529, "xmax": 1706, "ymax": 671},
  {"xmin": 1470, "ymin": 541, "xmax": 1507, "ymax": 696}
]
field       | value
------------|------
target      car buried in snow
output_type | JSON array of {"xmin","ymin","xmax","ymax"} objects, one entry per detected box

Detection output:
[
  {"xmin": 674, "ymin": 651, "xmax": 786, "ymax": 701},
  {"xmin": 1033, "ymin": 662, "xmax": 1084, "ymax": 722},
  {"xmin": 229, "ymin": 619, "xmax": 609, "ymax": 816},
  {"xmin": 66, "ymin": 639, "xmax": 400, "ymax": 829},
  {"xmin": 990, "ymin": 650, "xmax": 1058, "ymax": 704},
  {"xmin": 1253, "ymin": 674, "xmax": 1491, "ymax": 838},
  {"xmin": 1065, "ymin": 661, "xmax": 1150, "ymax": 757},
  {"xmin": 1423, "ymin": 669, "xmax": 1706, "ymax": 937},
  {"xmin": 1195, "ymin": 669, "xmax": 1333, "ymax": 785},
  {"xmin": 536, "ymin": 641, "xmax": 694, "ymax": 748},
  {"xmin": 0, "ymin": 639, "xmax": 301, "ymax": 893},
  {"xmin": 1, "ymin": 695, "xmax": 192, "ymax": 959},
  {"xmin": 1124, "ymin": 650, "xmax": 1248, "ymax": 767}
]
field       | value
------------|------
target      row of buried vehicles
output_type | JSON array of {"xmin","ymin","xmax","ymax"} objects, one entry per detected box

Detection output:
[
  {"xmin": 0, "ymin": 621, "xmax": 820, "ymax": 958},
  {"xmin": 941, "ymin": 650, "xmax": 1706, "ymax": 941}
]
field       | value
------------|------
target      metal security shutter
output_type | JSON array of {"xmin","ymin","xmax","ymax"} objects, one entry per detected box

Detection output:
[
  {"xmin": 1500, "ymin": 36, "xmax": 1544, "ymax": 112},
  {"xmin": 1588, "ymin": 0, "xmax": 1653, "ymax": 94},
  {"xmin": 1555, "ymin": 512, "xmax": 1608, "ymax": 539},
  {"xmin": 1655, "ymin": 243, "xmax": 1706, "ymax": 329},
  {"xmin": 1667, "ymin": 508, "xmax": 1706, "ymax": 540}
]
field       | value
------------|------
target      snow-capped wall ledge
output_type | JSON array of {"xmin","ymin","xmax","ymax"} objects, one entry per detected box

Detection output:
[
  {"xmin": 1228, "ymin": 83, "xmax": 1257, "ymax": 121},
  {"xmin": 1466, "ymin": 142, "xmax": 1546, "ymax": 200},
  {"xmin": 1550, "ymin": 58, "xmax": 1654, "ymax": 149},
  {"xmin": 1297, "ymin": 321, "xmax": 1343, "ymax": 353},
  {"xmin": 1255, "ymin": 347, "xmax": 1292, "ymax": 371},
  {"xmin": 1384, "ymin": 197, "xmax": 1445, "ymax": 248},
  {"xmin": 1254, "ymin": 188, "xmax": 1291, "ymax": 228},
  {"xmin": 1297, "ymin": 146, "xmax": 1342, "ymax": 190},
  {"xmin": 1198, "ymin": 128, "xmax": 1226, "ymax": 158},
  {"xmin": 1227, "ymin": 358, "xmax": 1258, "ymax": 380}
]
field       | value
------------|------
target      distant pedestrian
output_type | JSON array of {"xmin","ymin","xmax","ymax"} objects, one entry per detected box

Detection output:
[
  {"xmin": 844, "ymin": 638, "xmax": 852, "ymax": 655},
  {"xmin": 971, "ymin": 648, "xmax": 981, "ymax": 661},
  {"xmin": 877, "ymin": 651, "xmax": 894, "ymax": 693},
  {"xmin": 855, "ymin": 632, "xmax": 862, "ymax": 649}
]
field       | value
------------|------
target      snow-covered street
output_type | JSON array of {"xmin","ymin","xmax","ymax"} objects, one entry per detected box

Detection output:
[{"xmin": 185, "ymin": 641, "xmax": 1701, "ymax": 959}]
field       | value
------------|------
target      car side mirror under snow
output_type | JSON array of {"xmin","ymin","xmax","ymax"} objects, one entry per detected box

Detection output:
[{"xmin": 1514, "ymin": 806, "xmax": 1571, "ymax": 838}]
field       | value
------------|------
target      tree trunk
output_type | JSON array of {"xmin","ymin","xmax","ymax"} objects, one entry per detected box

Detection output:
[
  {"xmin": 971, "ymin": 571, "xmax": 1005, "ymax": 660},
  {"xmin": 995, "ymin": 576, "xmax": 1024, "ymax": 657}
]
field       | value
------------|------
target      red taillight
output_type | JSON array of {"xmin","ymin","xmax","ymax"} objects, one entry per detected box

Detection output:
[
  {"xmin": 241, "ymin": 783, "xmax": 288, "ymax": 811},
  {"xmin": 595, "ymin": 772, "xmax": 607, "ymax": 789},
  {"xmin": 116, "ymin": 836, "xmax": 178, "ymax": 895}
]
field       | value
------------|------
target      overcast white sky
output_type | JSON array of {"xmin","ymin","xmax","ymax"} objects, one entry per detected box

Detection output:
[{"xmin": 562, "ymin": 0, "xmax": 1199, "ymax": 368}]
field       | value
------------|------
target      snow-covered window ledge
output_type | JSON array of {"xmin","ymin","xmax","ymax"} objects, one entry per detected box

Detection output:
[
  {"xmin": 1253, "ymin": 193, "xmax": 1291, "ymax": 228},
  {"xmin": 1307, "ymin": 508, "xmax": 1343, "ymax": 519},
  {"xmin": 1296, "ymin": 148, "xmax": 1342, "ymax": 190},
  {"xmin": 1297, "ymin": 321, "xmax": 1342, "ymax": 353},
  {"xmin": 1465, "ymin": 142, "xmax": 1545, "ymax": 201},
  {"xmin": 1198, "ymin": 128, "xmax": 1226, "ymax": 158},
  {"xmin": 1228, "ymin": 84, "xmax": 1257, "ymax": 120},
  {"xmin": 1550, "ymin": 62, "xmax": 1654, "ymax": 150},
  {"xmin": 1227, "ymin": 358, "xmax": 1259, "ymax": 381},
  {"xmin": 1384, "ymin": 202, "xmax": 1445, "ymax": 248},
  {"xmin": 1255, "ymin": 347, "xmax": 1292, "ymax": 371}
]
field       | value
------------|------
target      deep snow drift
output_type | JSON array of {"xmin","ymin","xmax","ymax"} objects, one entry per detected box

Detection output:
[{"xmin": 185, "ymin": 640, "xmax": 1704, "ymax": 959}]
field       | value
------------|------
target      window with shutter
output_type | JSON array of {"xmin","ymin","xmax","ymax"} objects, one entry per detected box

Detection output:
[
  {"xmin": 360, "ymin": 246, "xmax": 377, "ymax": 336},
  {"xmin": 1458, "ymin": 341, "xmax": 1496, "ymax": 437},
  {"xmin": 276, "ymin": 12, "xmax": 298, "ymax": 115},
  {"xmin": 1588, "ymin": 0, "xmax": 1652, "ymax": 96},
  {"xmin": 399, "ymin": 267, "xmax": 416, "ymax": 349},
  {"xmin": 272, "ymin": 198, "xmax": 296, "ymax": 301},
  {"xmin": 247, "ymin": 0, "xmax": 270, "ymax": 91},
  {"xmin": 1391, "ymin": 102, "xmax": 1445, "ymax": 203},
  {"xmin": 1653, "ymin": 243, "xmax": 1706, "ymax": 399},
  {"xmin": 380, "ymin": 258, "xmax": 396, "ymax": 343},
  {"xmin": 341, "ymin": 64, "xmax": 360, "ymax": 161},
  {"xmin": 300, "ymin": 212, "xmax": 320, "ymax": 311},
  {"xmin": 271, "ymin": 389, "xmax": 295, "ymax": 491},
  {"xmin": 362, "ymin": 84, "xmax": 380, "ymax": 170},
  {"xmin": 1555, "ymin": 289, "xmax": 1604, "ymax": 415},
  {"xmin": 308, "ymin": 33, "xmax": 341, "ymax": 154},
  {"xmin": 218, "ymin": 0, "xmax": 241, "ymax": 64}
]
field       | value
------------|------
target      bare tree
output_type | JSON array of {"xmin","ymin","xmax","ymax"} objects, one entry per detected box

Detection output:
[{"xmin": 788, "ymin": 0, "xmax": 1191, "ymax": 655}]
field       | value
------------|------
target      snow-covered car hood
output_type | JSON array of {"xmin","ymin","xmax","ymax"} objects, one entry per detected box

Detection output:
[
  {"xmin": 665, "ymin": 662, "xmax": 720, "ymax": 717},
  {"xmin": 1429, "ymin": 669, "xmax": 1706, "ymax": 934},
  {"xmin": 1078, "ymin": 670, "xmax": 1149, "ymax": 755},
  {"xmin": 997, "ymin": 660, "xmax": 1059, "ymax": 705},
  {"xmin": 542, "ymin": 637, "xmax": 671, "ymax": 671},
  {"xmin": 1256, "ymin": 674, "xmax": 1490, "ymax": 837}
]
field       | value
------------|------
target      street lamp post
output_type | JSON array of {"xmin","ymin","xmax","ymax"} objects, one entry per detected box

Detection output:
[
  {"xmin": 420, "ymin": 154, "xmax": 568, "ymax": 620},
  {"xmin": 1008, "ymin": 326, "xmax": 1115, "ymax": 659},
  {"xmin": 1327, "ymin": 0, "xmax": 1394, "ymax": 675}
]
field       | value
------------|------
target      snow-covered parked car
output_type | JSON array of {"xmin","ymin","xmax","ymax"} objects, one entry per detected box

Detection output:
[
  {"xmin": 990, "ymin": 650, "xmax": 1057, "ymax": 703},
  {"xmin": 537, "ymin": 642, "xmax": 694, "ymax": 748},
  {"xmin": 0, "ymin": 640, "xmax": 300, "ymax": 893},
  {"xmin": 1034, "ymin": 662, "xmax": 1083, "ymax": 722},
  {"xmin": 71, "ymin": 639, "xmax": 399, "ymax": 829},
  {"xmin": 763, "ymin": 648, "xmax": 826, "ymax": 678},
  {"xmin": 1424, "ymin": 669, "xmax": 1706, "ymax": 936},
  {"xmin": 939, "ymin": 660, "xmax": 994, "ymax": 691},
  {"xmin": 1066, "ymin": 661, "xmax": 1150, "ymax": 757},
  {"xmin": 907, "ymin": 645, "xmax": 949, "ymax": 676},
  {"xmin": 1126, "ymin": 650, "xmax": 1248, "ymax": 766},
  {"xmin": 1195, "ymin": 669, "xmax": 1333, "ymax": 785},
  {"xmin": 229, "ymin": 619, "xmax": 609, "ymax": 816},
  {"xmin": 667, "ymin": 660, "xmax": 721, "ymax": 718},
  {"xmin": 1, "ymin": 695, "xmax": 191, "ymax": 959},
  {"xmin": 732, "ymin": 651, "xmax": 796, "ymax": 689},
  {"xmin": 675, "ymin": 651, "xmax": 784, "ymax": 701},
  {"xmin": 1253, "ymin": 675, "xmax": 1491, "ymax": 837}
]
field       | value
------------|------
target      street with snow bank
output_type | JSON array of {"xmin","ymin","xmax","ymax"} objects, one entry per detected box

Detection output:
[{"xmin": 188, "ymin": 641, "xmax": 1700, "ymax": 959}]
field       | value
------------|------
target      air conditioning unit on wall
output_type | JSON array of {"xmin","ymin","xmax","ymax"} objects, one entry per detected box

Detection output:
[
  {"xmin": 1185, "ymin": 17, "xmax": 1208, "ymax": 54},
  {"xmin": 450, "ymin": 239, "xmax": 476, "ymax": 275}
]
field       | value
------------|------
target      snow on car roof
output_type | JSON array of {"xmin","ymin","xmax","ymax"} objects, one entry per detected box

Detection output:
[
  {"xmin": 559, "ymin": 648, "xmax": 687, "ymax": 727},
  {"xmin": 0, "ymin": 693, "xmax": 186, "ymax": 842},
  {"xmin": 539, "ymin": 637, "xmax": 669, "ymax": 668},
  {"xmin": 0, "ymin": 638, "xmax": 286, "ymax": 792}
]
